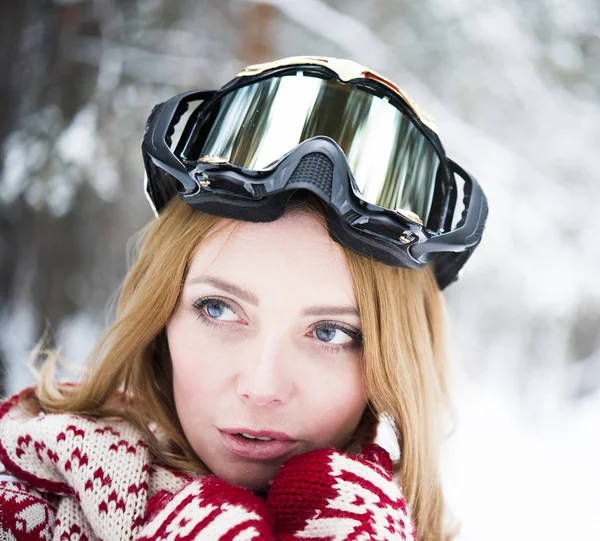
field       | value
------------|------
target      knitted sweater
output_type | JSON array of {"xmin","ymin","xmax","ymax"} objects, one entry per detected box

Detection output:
[{"xmin": 0, "ymin": 388, "xmax": 417, "ymax": 540}]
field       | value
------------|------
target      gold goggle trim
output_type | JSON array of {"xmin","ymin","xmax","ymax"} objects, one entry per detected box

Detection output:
[
  {"xmin": 237, "ymin": 56, "xmax": 438, "ymax": 134},
  {"xmin": 396, "ymin": 208, "xmax": 424, "ymax": 225},
  {"xmin": 197, "ymin": 155, "xmax": 229, "ymax": 164}
]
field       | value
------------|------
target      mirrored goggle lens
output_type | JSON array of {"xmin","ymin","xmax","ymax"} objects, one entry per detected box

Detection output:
[{"xmin": 181, "ymin": 73, "xmax": 442, "ymax": 223}]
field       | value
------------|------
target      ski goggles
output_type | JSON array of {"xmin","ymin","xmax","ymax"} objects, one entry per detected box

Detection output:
[{"xmin": 142, "ymin": 56, "xmax": 488, "ymax": 288}]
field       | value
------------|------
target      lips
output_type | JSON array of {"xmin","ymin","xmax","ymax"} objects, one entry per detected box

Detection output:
[{"xmin": 219, "ymin": 428, "xmax": 301, "ymax": 460}]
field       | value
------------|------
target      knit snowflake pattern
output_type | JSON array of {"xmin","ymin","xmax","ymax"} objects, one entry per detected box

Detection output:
[
  {"xmin": 0, "ymin": 481, "xmax": 56, "ymax": 541},
  {"xmin": 0, "ymin": 388, "xmax": 189, "ymax": 540},
  {"xmin": 266, "ymin": 445, "xmax": 417, "ymax": 541},
  {"xmin": 137, "ymin": 476, "xmax": 274, "ymax": 541},
  {"xmin": 297, "ymin": 452, "xmax": 416, "ymax": 540}
]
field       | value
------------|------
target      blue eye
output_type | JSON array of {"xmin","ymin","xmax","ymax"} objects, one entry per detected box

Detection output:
[
  {"xmin": 193, "ymin": 298, "xmax": 238, "ymax": 322},
  {"xmin": 206, "ymin": 301, "xmax": 225, "ymax": 319},
  {"xmin": 316, "ymin": 327, "xmax": 333, "ymax": 342},
  {"xmin": 312, "ymin": 323, "xmax": 361, "ymax": 347}
]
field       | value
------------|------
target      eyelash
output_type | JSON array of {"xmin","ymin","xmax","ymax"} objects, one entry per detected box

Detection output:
[
  {"xmin": 191, "ymin": 297, "xmax": 362, "ymax": 353},
  {"xmin": 192, "ymin": 297, "xmax": 237, "ymax": 329},
  {"xmin": 310, "ymin": 320, "xmax": 363, "ymax": 353}
]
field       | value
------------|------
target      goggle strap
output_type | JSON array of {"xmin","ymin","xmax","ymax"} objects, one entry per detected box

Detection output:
[
  {"xmin": 144, "ymin": 91, "xmax": 219, "ymax": 210},
  {"xmin": 410, "ymin": 161, "xmax": 488, "ymax": 259}
]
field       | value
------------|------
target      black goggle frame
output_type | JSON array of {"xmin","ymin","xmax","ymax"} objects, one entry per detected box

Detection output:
[{"xmin": 142, "ymin": 62, "xmax": 488, "ymax": 289}]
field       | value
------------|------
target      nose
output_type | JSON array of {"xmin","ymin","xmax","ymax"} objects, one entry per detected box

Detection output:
[{"xmin": 236, "ymin": 335, "xmax": 293, "ymax": 407}]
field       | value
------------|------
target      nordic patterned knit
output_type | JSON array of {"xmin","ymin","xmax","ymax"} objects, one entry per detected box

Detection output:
[{"xmin": 0, "ymin": 388, "xmax": 417, "ymax": 540}]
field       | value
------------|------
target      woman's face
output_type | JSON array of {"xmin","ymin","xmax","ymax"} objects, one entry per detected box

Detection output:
[{"xmin": 166, "ymin": 210, "xmax": 367, "ymax": 493}]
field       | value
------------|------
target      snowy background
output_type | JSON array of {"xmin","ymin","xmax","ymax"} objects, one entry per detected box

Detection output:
[{"xmin": 1, "ymin": 0, "xmax": 599, "ymax": 538}]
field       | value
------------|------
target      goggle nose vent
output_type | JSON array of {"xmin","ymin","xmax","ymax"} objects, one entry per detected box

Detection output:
[{"xmin": 287, "ymin": 153, "xmax": 333, "ymax": 199}]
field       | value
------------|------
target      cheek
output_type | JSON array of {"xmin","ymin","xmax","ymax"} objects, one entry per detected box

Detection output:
[
  {"xmin": 166, "ymin": 317, "xmax": 226, "ymax": 422},
  {"xmin": 301, "ymin": 361, "xmax": 367, "ymax": 445},
  {"xmin": 167, "ymin": 312, "xmax": 230, "ymax": 378}
]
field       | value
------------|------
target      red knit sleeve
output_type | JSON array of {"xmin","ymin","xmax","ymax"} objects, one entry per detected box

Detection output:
[
  {"xmin": 135, "ymin": 476, "xmax": 275, "ymax": 540},
  {"xmin": 265, "ymin": 444, "xmax": 418, "ymax": 540},
  {"xmin": 0, "ymin": 478, "xmax": 57, "ymax": 540}
]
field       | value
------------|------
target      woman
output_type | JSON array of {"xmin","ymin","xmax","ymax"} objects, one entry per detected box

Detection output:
[{"xmin": 0, "ymin": 57, "xmax": 487, "ymax": 540}]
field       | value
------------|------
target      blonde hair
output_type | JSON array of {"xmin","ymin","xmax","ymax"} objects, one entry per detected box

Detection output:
[{"xmin": 32, "ymin": 196, "xmax": 454, "ymax": 541}]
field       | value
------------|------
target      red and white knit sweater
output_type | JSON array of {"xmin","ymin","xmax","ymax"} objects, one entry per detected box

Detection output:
[{"xmin": 0, "ymin": 388, "xmax": 417, "ymax": 540}]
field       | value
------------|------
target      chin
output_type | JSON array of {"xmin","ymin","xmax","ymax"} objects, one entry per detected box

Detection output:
[{"xmin": 213, "ymin": 463, "xmax": 276, "ymax": 496}]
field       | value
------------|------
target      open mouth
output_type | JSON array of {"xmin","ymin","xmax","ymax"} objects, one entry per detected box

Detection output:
[
  {"xmin": 238, "ymin": 433, "xmax": 274, "ymax": 442},
  {"xmin": 219, "ymin": 428, "xmax": 300, "ymax": 460}
]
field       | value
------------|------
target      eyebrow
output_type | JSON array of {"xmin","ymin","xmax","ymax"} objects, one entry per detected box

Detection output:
[
  {"xmin": 185, "ymin": 275, "xmax": 360, "ymax": 318},
  {"xmin": 186, "ymin": 276, "xmax": 259, "ymax": 306},
  {"xmin": 301, "ymin": 306, "xmax": 360, "ymax": 317}
]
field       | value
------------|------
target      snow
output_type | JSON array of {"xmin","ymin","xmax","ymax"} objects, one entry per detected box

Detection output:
[
  {"xmin": 443, "ymin": 376, "xmax": 600, "ymax": 539},
  {"xmin": 56, "ymin": 106, "xmax": 98, "ymax": 169},
  {"xmin": 374, "ymin": 370, "xmax": 600, "ymax": 539},
  {"xmin": 0, "ymin": 132, "xmax": 29, "ymax": 204},
  {"xmin": 2, "ymin": 305, "xmax": 37, "ymax": 395}
]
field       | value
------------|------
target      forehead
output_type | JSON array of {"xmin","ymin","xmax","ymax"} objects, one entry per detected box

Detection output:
[{"xmin": 186, "ymin": 211, "xmax": 356, "ymax": 304}]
